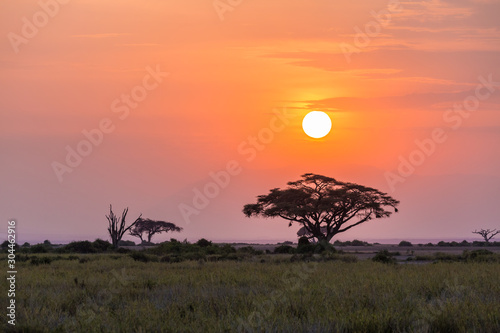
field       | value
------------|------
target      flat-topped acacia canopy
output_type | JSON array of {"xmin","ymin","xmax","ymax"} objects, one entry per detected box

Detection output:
[{"xmin": 243, "ymin": 173, "xmax": 399, "ymax": 242}]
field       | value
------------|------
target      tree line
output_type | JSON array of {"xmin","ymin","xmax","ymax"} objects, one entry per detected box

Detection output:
[{"xmin": 103, "ymin": 173, "xmax": 498, "ymax": 248}]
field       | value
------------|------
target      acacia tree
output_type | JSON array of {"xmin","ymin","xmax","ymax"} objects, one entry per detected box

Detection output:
[
  {"xmin": 243, "ymin": 173, "xmax": 399, "ymax": 243},
  {"xmin": 129, "ymin": 218, "xmax": 182, "ymax": 244},
  {"xmin": 106, "ymin": 205, "xmax": 142, "ymax": 248},
  {"xmin": 472, "ymin": 229, "xmax": 500, "ymax": 243}
]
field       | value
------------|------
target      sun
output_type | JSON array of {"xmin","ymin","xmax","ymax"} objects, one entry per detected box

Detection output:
[{"xmin": 302, "ymin": 111, "xmax": 332, "ymax": 139}]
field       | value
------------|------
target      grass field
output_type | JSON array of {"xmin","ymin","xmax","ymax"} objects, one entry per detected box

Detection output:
[{"xmin": 2, "ymin": 252, "xmax": 500, "ymax": 332}]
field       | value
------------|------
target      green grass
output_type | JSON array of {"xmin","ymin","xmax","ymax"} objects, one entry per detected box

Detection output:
[{"xmin": 1, "ymin": 254, "xmax": 499, "ymax": 332}]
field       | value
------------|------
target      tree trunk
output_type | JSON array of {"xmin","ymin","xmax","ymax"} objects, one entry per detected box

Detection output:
[{"xmin": 326, "ymin": 233, "xmax": 335, "ymax": 243}]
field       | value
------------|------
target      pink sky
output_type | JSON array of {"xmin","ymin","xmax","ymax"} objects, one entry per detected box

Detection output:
[{"xmin": 1, "ymin": 0, "xmax": 500, "ymax": 244}]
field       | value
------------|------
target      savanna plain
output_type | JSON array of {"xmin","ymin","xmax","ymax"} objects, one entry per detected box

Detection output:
[{"xmin": 2, "ymin": 240, "xmax": 500, "ymax": 333}]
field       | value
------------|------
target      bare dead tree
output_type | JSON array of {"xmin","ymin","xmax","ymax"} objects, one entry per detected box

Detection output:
[
  {"xmin": 106, "ymin": 205, "xmax": 142, "ymax": 248},
  {"xmin": 472, "ymin": 229, "xmax": 500, "ymax": 243}
]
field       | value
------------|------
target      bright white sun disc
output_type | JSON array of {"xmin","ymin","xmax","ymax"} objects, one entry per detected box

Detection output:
[{"xmin": 302, "ymin": 111, "xmax": 332, "ymax": 138}]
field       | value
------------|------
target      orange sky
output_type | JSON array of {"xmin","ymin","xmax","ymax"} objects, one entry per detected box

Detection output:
[{"xmin": 1, "ymin": 0, "xmax": 500, "ymax": 244}]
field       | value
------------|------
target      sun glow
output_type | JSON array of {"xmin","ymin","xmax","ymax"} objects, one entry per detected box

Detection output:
[{"xmin": 302, "ymin": 111, "xmax": 332, "ymax": 139}]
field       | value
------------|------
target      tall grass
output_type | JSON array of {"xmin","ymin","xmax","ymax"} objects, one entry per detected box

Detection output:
[{"xmin": 1, "ymin": 254, "xmax": 499, "ymax": 332}]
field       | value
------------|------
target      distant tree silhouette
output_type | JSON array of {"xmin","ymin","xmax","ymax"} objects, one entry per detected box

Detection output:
[
  {"xmin": 243, "ymin": 173, "xmax": 399, "ymax": 243},
  {"xmin": 129, "ymin": 218, "xmax": 182, "ymax": 244},
  {"xmin": 106, "ymin": 205, "xmax": 142, "ymax": 248},
  {"xmin": 472, "ymin": 229, "xmax": 500, "ymax": 243}
]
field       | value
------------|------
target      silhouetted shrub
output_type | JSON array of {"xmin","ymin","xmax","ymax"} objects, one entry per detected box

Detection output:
[
  {"xmin": 296, "ymin": 243, "xmax": 314, "ymax": 254},
  {"xmin": 62, "ymin": 241, "xmax": 97, "ymax": 254},
  {"xmin": 118, "ymin": 240, "xmax": 136, "ymax": 246},
  {"xmin": 334, "ymin": 239, "xmax": 370, "ymax": 246},
  {"xmin": 434, "ymin": 252, "xmax": 461, "ymax": 261},
  {"xmin": 398, "ymin": 240, "xmax": 413, "ymax": 247},
  {"xmin": 92, "ymin": 239, "xmax": 113, "ymax": 252},
  {"xmin": 130, "ymin": 251, "xmax": 158, "ymax": 262},
  {"xmin": 372, "ymin": 250, "xmax": 396, "ymax": 264},
  {"xmin": 298, "ymin": 236, "xmax": 310, "ymax": 246},
  {"xmin": 462, "ymin": 249, "xmax": 498, "ymax": 262},
  {"xmin": 30, "ymin": 243, "xmax": 50, "ymax": 253},
  {"xmin": 274, "ymin": 245, "xmax": 295, "ymax": 254},
  {"xmin": 196, "ymin": 238, "xmax": 212, "ymax": 247},
  {"xmin": 221, "ymin": 244, "xmax": 236, "ymax": 254},
  {"xmin": 237, "ymin": 246, "xmax": 263, "ymax": 255},
  {"xmin": 351, "ymin": 239, "xmax": 368, "ymax": 246}
]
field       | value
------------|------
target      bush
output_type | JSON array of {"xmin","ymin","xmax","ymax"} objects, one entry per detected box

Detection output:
[
  {"xmin": 274, "ymin": 245, "xmax": 295, "ymax": 254},
  {"xmin": 61, "ymin": 241, "xmax": 97, "ymax": 254},
  {"xmin": 30, "ymin": 243, "xmax": 51, "ymax": 253},
  {"xmin": 298, "ymin": 236, "xmax": 310, "ymax": 246},
  {"xmin": 462, "ymin": 249, "xmax": 497, "ymax": 262},
  {"xmin": 220, "ymin": 244, "xmax": 236, "ymax": 254},
  {"xmin": 237, "ymin": 246, "xmax": 263, "ymax": 255},
  {"xmin": 398, "ymin": 240, "xmax": 413, "ymax": 247},
  {"xmin": 196, "ymin": 238, "xmax": 212, "ymax": 247},
  {"xmin": 350, "ymin": 239, "xmax": 368, "ymax": 246},
  {"xmin": 92, "ymin": 239, "xmax": 113, "ymax": 252},
  {"xmin": 129, "ymin": 251, "xmax": 158, "ymax": 262},
  {"xmin": 434, "ymin": 252, "xmax": 462, "ymax": 261},
  {"xmin": 118, "ymin": 240, "xmax": 136, "ymax": 246},
  {"xmin": 296, "ymin": 243, "xmax": 315, "ymax": 254},
  {"xmin": 333, "ymin": 239, "xmax": 370, "ymax": 246},
  {"xmin": 372, "ymin": 250, "xmax": 396, "ymax": 264},
  {"xmin": 147, "ymin": 239, "xmax": 237, "ymax": 257}
]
